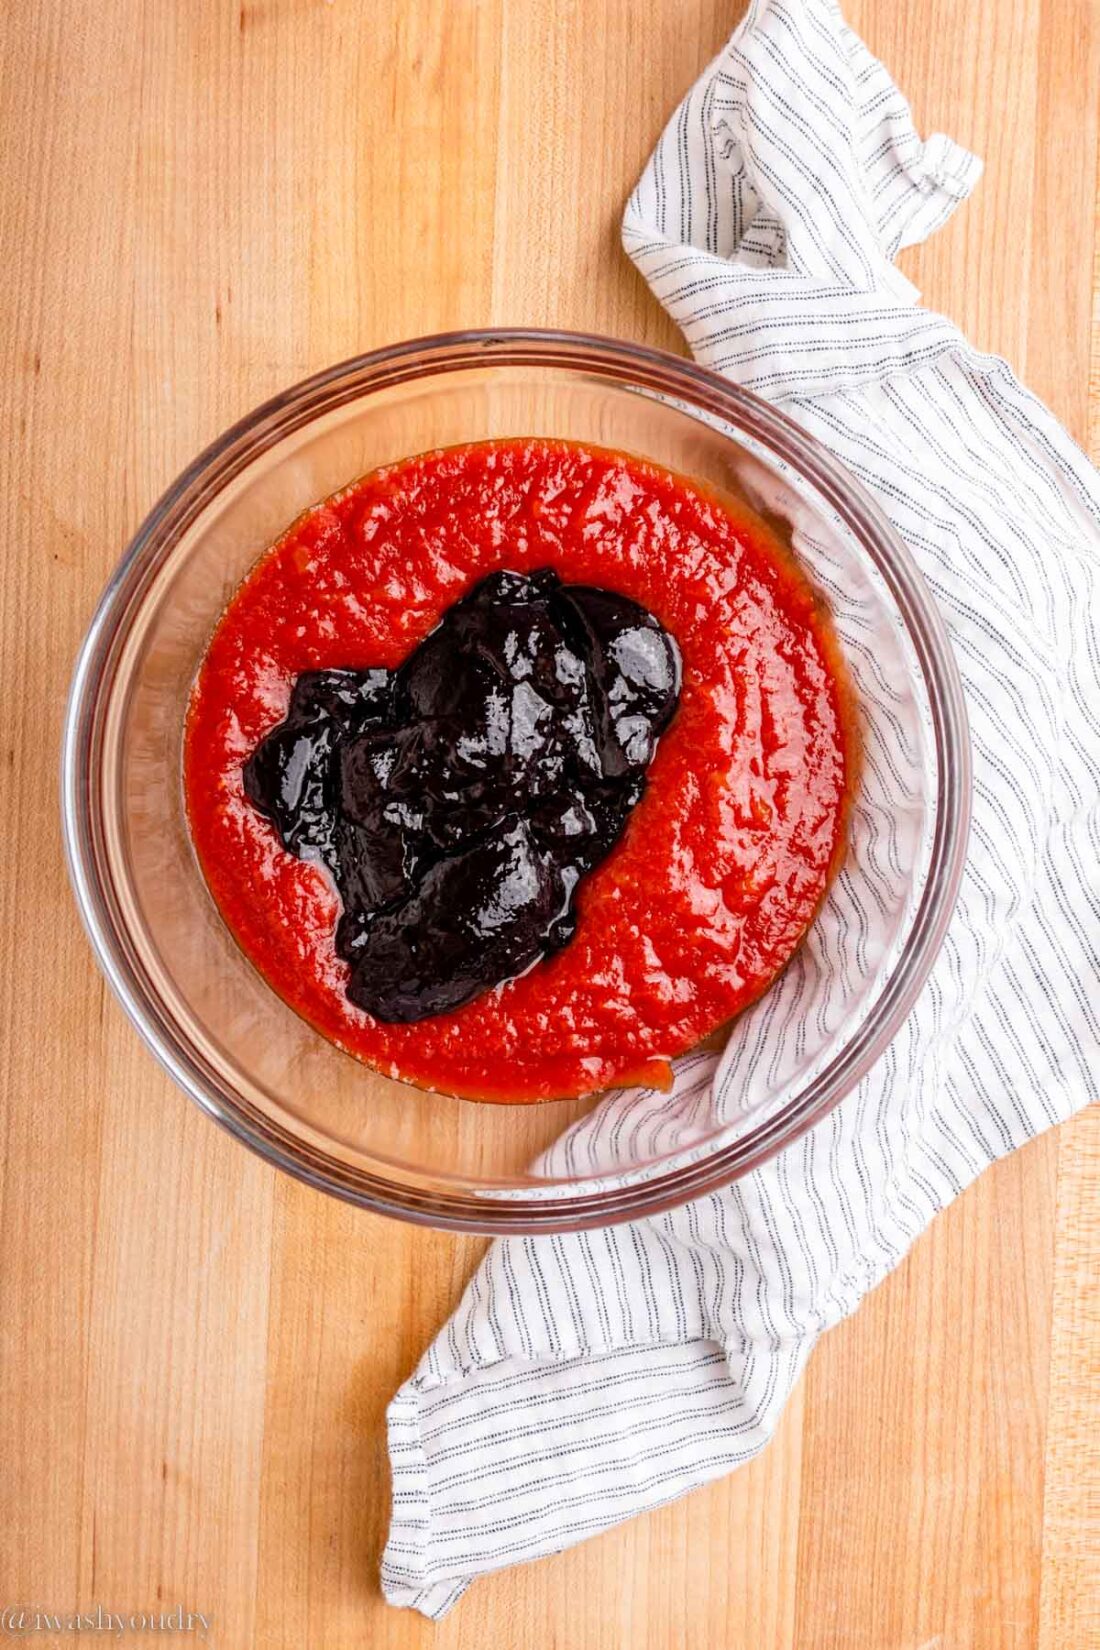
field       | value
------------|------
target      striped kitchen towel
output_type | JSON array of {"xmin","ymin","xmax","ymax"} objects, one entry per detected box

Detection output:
[{"xmin": 382, "ymin": 0, "xmax": 1100, "ymax": 1616}]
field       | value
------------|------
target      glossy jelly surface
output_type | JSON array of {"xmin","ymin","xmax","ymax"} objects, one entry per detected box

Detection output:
[
  {"xmin": 241, "ymin": 568, "xmax": 681, "ymax": 1022},
  {"xmin": 184, "ymin": 439, "xmax": 852, "ymax": 1102}
]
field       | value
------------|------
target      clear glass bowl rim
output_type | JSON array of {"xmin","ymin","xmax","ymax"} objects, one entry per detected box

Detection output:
[{"xmin": 61, "ymin": 327, "xmax": 972, "ymax": 1233}]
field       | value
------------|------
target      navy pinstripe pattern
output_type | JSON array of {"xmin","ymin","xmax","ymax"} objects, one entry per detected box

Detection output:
[{"xmin": 383, "ymin": 0, "xmax": 1100, "ymax": 1615}]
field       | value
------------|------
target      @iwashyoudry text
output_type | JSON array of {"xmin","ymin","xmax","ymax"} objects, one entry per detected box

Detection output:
[{"xmin": 1, "ymin": 1606, "xmax": 211, "ymax": 1638}]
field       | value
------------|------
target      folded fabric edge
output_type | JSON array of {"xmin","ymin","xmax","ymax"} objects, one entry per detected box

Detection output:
[
  {"xmin": 892, "ymin": 133, "xmax": 984, "ymax": 253},
  {"xmin": 919, "ymin": 133, "xmax": 984, "ymax": 201},
  {"xmin": 380, "ymin": 1332, "xmax": 813, "ymax": 1618}
]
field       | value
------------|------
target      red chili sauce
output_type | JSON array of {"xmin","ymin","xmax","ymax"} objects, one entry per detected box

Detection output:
[{"xmin": 185, "ymin": 439, "xmax": 852, "ymax": 1102}]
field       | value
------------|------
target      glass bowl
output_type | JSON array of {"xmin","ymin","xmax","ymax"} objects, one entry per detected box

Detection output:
[{"xmin": 62, "ymin": 329, "xmax": 970, "ymax": 1233}]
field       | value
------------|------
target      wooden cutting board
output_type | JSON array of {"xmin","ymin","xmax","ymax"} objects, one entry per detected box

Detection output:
[{"xmin": 1, "ymin": 2, "xmax": 1097, "ymax": 1645}]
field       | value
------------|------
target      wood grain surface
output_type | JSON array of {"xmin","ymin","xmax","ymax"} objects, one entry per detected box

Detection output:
[{"xmin": 1, "ymin": 2, "xmax": 1098, "ymax": 1646}]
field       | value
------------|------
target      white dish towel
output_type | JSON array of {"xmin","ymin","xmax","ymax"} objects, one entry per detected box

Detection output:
[{"xmin": 382, "ymin": 0, "xmax": 1100, "ymax": 1616}]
